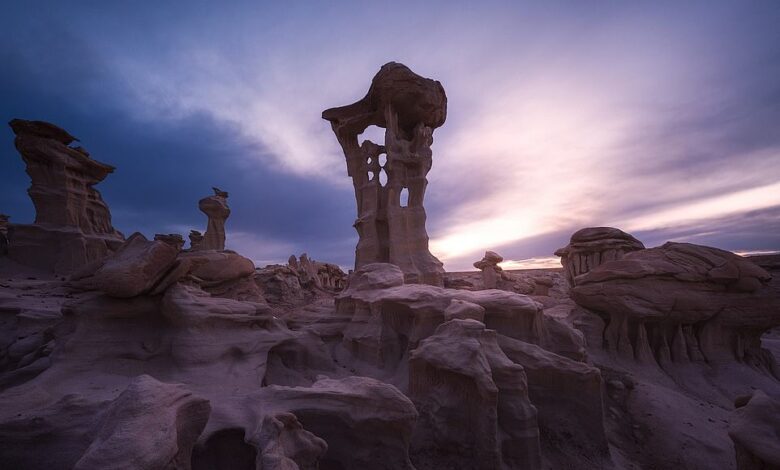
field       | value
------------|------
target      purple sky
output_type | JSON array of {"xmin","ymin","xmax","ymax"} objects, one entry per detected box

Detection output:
[{"xmin": 1, "ymin": 1, "xmax": 779, "ymax": 270}]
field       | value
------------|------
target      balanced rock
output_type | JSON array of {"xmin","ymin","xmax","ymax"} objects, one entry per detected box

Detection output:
[
  {"xmin": 323, "ymin": 62, "xmax": 446, "ymax": 286},
  {"xmin": 198, "ymin": 187, "xmax": 230, "ymax": 251},
  {"xmin": 474, "ymin": 250, "xmax": 507, "ymax": 289},
  {"xmin": 7, "ymin": 119, "xmax": 124, "ymax": 273},
  {"xmin": 555, "ymin": 227, "xmax": 644, "ymax": 285}
]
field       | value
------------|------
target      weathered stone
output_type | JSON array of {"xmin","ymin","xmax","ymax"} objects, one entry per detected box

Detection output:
[
  {"xmin": 197, "ymin": 187, "xmax": 229, "ymax": 251},
  {"xmin": 555, "ymin": 227, "xmax": 644, "ymax": 285},
  {"xmin": 7, "ymin": 119, "xmax": 124, "ymax": 273},
  {"xmin": 154, "ymin": 233, "xmax": 185, "ymax": 251},
  {"xmin": 728, "ymin": 391, "xmax": 780, "ymax": 469},
  {"xmin": 323, "ymin": 62, "xmax": 445, "ymax": 286}
]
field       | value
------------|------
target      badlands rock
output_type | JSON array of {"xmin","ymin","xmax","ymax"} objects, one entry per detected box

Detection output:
[
  {"xmin": 91, "ymin": 232, "xmax": 179, "ymax": 298},
  {"xmin": 556, "ymin": 226, "xmax": 644, "ymax": 285},
  {"xmin": 198, "ymin": 187, "xmax": 230, "ymax": 251},
  {"xmin": 288, "ymin": 253, "xmax": 347, "ymax": 291},
  {"xmin": 259, "ymin": 376, "xmax": 418, "ymax": 470},
  {"xmin": 572, "ymin": 242, "xmax": 780, "ymax": 371},
  {"xmin": 409, "ymin": 319, "xmax": 541, "ymax": 470},
  {"xmin": 73, "ymin": 375, "xmax": 211, "ymax": 470},
  {"xmin": 7, "ymin": 119, "xmax": 124, "ymax": 273},
  {"xmin": 155, "ymin": 233, "xmax": 185, "ymax": 251},
  {"xmin": 474, "ymin": 250, "xmax": 505, "ymax": 289},
  {"xmin": 189, "ymin": 230, "xmax": 204, "ymax": 250},
  {"xmin": 336, "ymin": 263, "xmax": 585, "ymax": 370},
  {"xmin": 323, "ymin": 62, "xmax": 446, "ymax": 286},
  {"xmin": 728, "ymin": 391, "xmax": 780, "ymax": 470}
]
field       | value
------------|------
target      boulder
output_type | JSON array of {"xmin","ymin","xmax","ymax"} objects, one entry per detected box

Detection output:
[
  {"xmin": 728, "ymin": 391, "xmax": 780, "ymax": 469},
  {"xmin": 74, "ymin": 375, "xmax": 211, "ymax": 470},
  {"xmin": 555, "ymin": 227, "xmax": 644, "ymax": 286}
]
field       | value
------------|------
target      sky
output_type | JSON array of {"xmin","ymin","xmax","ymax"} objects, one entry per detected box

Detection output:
[{"xmin": 1, "ymin": 1, "xmax": 779, "ymax": 271}]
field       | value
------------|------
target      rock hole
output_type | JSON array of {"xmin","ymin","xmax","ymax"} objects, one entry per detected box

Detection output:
[
  {"xmin": 400, "ymin": 187, "xmax": 409, "ymax": 207},
  {"xmin": 379, "ymin": 168, "xmax": 388, "ymax": 186},
  {"xmin": 358, "ymin": 125, "xmax": 385, "ymax": 146},
  {"xmin": 379, "ymin": 154, "xmax": 387, "ymax": 167}
]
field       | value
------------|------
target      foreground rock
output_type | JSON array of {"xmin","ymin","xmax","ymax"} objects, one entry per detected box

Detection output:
[
  {"xmin": 555, "ymin": 227, "xmax": 644, "ymax": 286},
  {"xmin": 7, "ymin": 119, "xmax": 124, "ymax": 273},
  {"xmin": 729, "ymin": 391, "xmax": 780, "ymax": 470},
  {"xmin": 323, "ymin": 62, "xmax": 446, "ymax": 286},
  {"xmin": 410, "ymin": 319, "xmax": 541, "ymax": 469},
  {"xmin": 74, "ymin": 375, "xmax": 211, "ymax": 470}
]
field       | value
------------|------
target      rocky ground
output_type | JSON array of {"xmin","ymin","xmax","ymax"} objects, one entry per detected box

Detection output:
[{"xmin": 0, "ymin": 243, "xmax": 778, "ymax": 470}]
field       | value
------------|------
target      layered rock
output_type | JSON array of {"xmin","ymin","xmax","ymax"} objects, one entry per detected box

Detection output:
[
  {"xmin": 189, "ymin": 230, "xmax": 204, "ymax": 250},
  {"xmin": 198, "ymin": 187, "xmax": 230, "ymax": 251},
  {"xmin": 728, "ymin": 391, "xmax": 780, "ymax": 470},
  {"xmin": 7, "ymin": 119, "xmax": 124, "ymax": 273},
  {"xmin": 336, "ymin": 263, "xmax": 585, "ymax": 370},
  {"xmin": 258, "ymin": 376, "xmax": 418, "ymax": 470},
  {"xmin": 572, "ymin": 242, "xmax": 780, "ymax": 373},
  {"xmin": 155, "ymin": 233, "xmax": 185, "ymax": 251},
  {"xmin": 323, "ymin": 62, "xmax": 446, "ymax": 286},
  {"xmin": 555, "ymin": 227, "xmax": 644, "ymax": 285},
  {"xmin": 474, "ymin": 250, "xmax": 515, "ymax": 289},
  {"xmin": 73, "ymin": 375, "xmax": 211, "ymax": 470},
  {"xmin": 288, "ymin": 253, "xmax": 347, "ymax": 291},
  {"xmin": 409, "ymin": 319, "xmax": 541, "ymax": 470}
]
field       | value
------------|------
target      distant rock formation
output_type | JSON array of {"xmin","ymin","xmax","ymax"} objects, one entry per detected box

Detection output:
[
  {"xmin": 288, "ymin": 253, "xmax": 347, "ymax": 291},
  {"xmin": 0, "ymin": 214, "xmax": 8, "ymax": 256},
  {"xmin": 6, "ymin": 119, "xmax": 124, "ymax": 273},
  {"xmin": 189, "ymin": 229, "xmax": 204, "ymax": 250},
  {"xmin": 474, "ymin": 250, "xmax": 507, "ymax": 289},
  {"xmin": 198, "ymin": 187, "xmax": 230, "ymax": 251},
  {"xmin": 154, "ymin": 233, "xmax": 184, "ymax": 251},
  {"xmin": 555, "ymin": 227, "xmax": 644, "ymax": 285},
  {"xmin": 323, "ymin": 62, "xmax": 446, "ymax": 286}
]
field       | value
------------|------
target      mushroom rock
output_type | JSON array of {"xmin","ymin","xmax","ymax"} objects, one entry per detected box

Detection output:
[
  {"xmin": 154, "ymin": 233, "xmax": 185, "ymax": 251},
  {"xmin": 73, "ymin": 375, "xmax": 211, "ymax": 470},
  {"xmin": 189, "ymin": 230, "xmax": 204, "ymax": 251},
  {"xmin": 6, "ymin": 119, "xmax": 124, "ymax": 273},
  {"xmin": 323, "ymin": 62, "xmax": 446, "ymax": 286},
  {"xmin": 474, "ymin": 250, "xmax": 510, "ymax": 289},
  {"xmin": 571, "ymin": 242, "xmax": 780, "ymax": 372},
  {"xmin": 408, "ymin": 319, "xmax": 541, "ymax": 470},
  {"xmin": 198, "ymin": 187, "xmax": 230, "ymax": 251},
  {"xmin": 728, "ymin": 391, "xmax": 780, "ymax": 470},
  {"xmin": 555, "ymin": 227, "xmax": 644, "ymax": 286}
]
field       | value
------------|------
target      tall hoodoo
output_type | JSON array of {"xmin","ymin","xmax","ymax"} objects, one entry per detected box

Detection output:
[
  {"xmin": 323, "ymin": 62, "xmax": 446, "ymax": 286},
  {"xmin": 198, "ymin": 187, "xmax": 230, "ymax": 251},
  {"xmin": 7, "ymin": 119, "xmax": 124, "ymax": 273}
]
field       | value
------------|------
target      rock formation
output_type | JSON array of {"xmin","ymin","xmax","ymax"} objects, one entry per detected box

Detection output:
[
  {"xmin": 189, "ymin": 230, "xmax": 204, "ymax": 250},
  {"xmin": 572, "ymin": 242, "xmax": 780, "ymax": 373},
  {"xmin": 288, "ymin": 253, "xmax": 347, "ymax": 291},
  {"xmin": 555, "ymin": 226, "xmax": 645, "ymax": 285},
  {"xmin": 6, "ymin": 119, "xmax": 124, "ymax": 273},
  {"xmin": 323, "ymin": 62, "xmax": 446, "ymax": 286},
  {"xmin": 154, "ymin": 233, "xmax": 185, "ymax": 251},
  {"xmin": 0, "ymin": 214, "xmax": 8, "ymax": 256},
  {"xmin": 474, "ymin": 250, "xmax": 511, "ymax": 289},
  {"xmin": 198, "ymin": 187, "xmax": 230, "ymax": 251},
  {"xmin": 728, "ymin": 391, "xmax": 780, "ymax": 470}
]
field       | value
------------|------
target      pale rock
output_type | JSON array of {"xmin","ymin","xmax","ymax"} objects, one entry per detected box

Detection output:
[{"xmin": 323, "ymin": 62, "xmax": 446, "ymax": 286}]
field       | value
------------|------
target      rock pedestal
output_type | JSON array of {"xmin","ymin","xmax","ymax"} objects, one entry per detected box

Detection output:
[
  {"xmin": 198, "ymin": 187, "xmax": 230, "ymax": 251},
  {"xmin": 323, "ymin": 62, "xmax": 446, "ymax": 286},
  {"xmin": 555, "ymin": 227, "xmax": 644, "ymax": 285},
  {"xmin": 7, "ymin": 119, "xmax": 124, "ymax": 273},
  {"xmin": 474, "ymin": 250, "xmax": 505, "ymax": 289}
]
